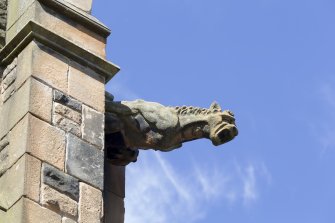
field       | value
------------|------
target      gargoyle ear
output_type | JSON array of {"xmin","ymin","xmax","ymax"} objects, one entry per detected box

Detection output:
[{"xmin": 210, "ymin": 101, "xmax": 222, "ymax": 111}]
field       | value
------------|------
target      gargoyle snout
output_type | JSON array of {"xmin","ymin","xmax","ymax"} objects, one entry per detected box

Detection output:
[{"xmin": 211, "ymin": 124, "xmax": 238, "ymax": 146}]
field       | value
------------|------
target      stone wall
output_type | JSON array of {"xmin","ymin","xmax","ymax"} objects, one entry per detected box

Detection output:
[{"xmin": 0, "ymin": 0, "xmax": 123, "ymax": 222}]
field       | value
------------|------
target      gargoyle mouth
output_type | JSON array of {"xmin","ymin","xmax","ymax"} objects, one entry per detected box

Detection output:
[{"xmin": 211, "ymin": 124, "xmax": 238, "ymax": 146}]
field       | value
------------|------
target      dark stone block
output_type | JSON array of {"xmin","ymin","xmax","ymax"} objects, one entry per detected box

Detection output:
[
  {"xmin": 104, "ymin": 162, "xmax": 125, "ymax": 198},
  {"xmin": 42, "ymin": 163, "xmax": 79, "ymax": 201},
  {"xmin": 66, "ymin": 134, "xmax": 104, "ymax": 190},
  {"xmin": 53, "ymin": 90, "xmax": 82, "ymax": 112}
]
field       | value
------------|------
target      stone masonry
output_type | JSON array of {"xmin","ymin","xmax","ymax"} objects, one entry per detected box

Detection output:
[{"xmin": 0, "ymin": 0, "xmax": 124, "ymax": 223}]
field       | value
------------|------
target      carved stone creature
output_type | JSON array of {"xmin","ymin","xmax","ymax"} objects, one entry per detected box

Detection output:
[{"xmin": 105, "ymin": 95, "xmax": 238, "ymax": 165}]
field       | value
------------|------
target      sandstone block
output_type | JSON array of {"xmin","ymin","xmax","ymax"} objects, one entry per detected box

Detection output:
[
  {"xmin": 16, "ymin": 41, "xmax": 69, "ymax": 92},
  {"xmin": 104, "ymin": 191, "xmax": 125, "ymax": 223},
  {"xmin": 82, "ymin": 105, "xmax": 104, "ymax": 148},
  {"xmin": 30, "ymin": 78, "xmax": 53, "ymax": 123},
  {"xmin": 54, "ymin": 103, "xmax": 82, "ymax": 124},
  {"xmin": 4, "ymin": 198, "xmax": 62, "ymax": 223},
  {"xmin": 2, "ymin": 84, "xmax": 15, "ymax": 102},
  {"xmin": 2, "ymin": 58, "xmax": 17, "ymax": 78},
  {"xmin": 78, "ymin": 183, "xmax": 103, "ymax": 223},
  {"xmin": 6, "ymin": 0, "xmax": 34, "ymax": 29},
  {"xmin": 42, "ymin": 163, "xmax": 79, "ymax": 201},
  {"xmin": 68, "ymin": 63, "xmax": 105, "ymax": 112},
  {"xmin": 64, "ymin": 0, "xmax": 93, "ymax": 13},
  {"xmin": 0, "ymin": 154, "xmax": 41, "ymax": 210},
  {"xmin": 0, "ymin": 115, "xmax": 29, "ymax": 176},
  {"xmin": 62, "ymin": 217, "xmax": 77, "ymax": 223},
  {"xmin": 2, "ymin": 68, "xmax": 17, "ymax": 91},
  {"xmin": 53, "ymin": 114, "xmax": 81, "ymax": 137},
  {"xmin": 27, "ymin": 115, "xmax": 66, "ymax": 170},
  {"xmin": 66, "ymin": 134, "xmax": 104, "ymax": 189},
  {"xmin": 0, "ymin": 136, "xmax": 9, "ymax": 152},
  {"xmin": 41, "ymin": 184, "xmax": 78, "ymax": 218},
  {"xmin": 54, "ymin": 90, "xmax": 82, "ymax": 112}
]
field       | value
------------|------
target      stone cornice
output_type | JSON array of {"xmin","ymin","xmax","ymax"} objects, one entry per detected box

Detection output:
[
  {"xmin": 38, "ymin": 0, "xmax": 111, "ymax": 38},
  {"xmin": 0, "ymin": 21, "xmax": 119, "ymax": 83}
]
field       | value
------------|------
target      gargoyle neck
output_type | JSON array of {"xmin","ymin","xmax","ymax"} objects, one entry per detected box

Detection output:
[{"xmin": 179, "ymin": 116, "xmax": 210, "ymax": 142}]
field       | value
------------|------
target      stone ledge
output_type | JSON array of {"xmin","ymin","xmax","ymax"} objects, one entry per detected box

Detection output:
[{"xmin": 0, "ymin": 21, "xmax": 119, "ymax": 83}]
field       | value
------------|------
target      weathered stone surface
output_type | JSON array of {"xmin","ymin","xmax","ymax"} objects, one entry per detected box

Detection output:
[
  {"xmin": 6, "ymin": 0, "xmax": 34, "ymax": 30},
  {"xmin": 32, "ymin": 43, "xmax": 69, "ymax": 92},
  {"xmin": 62, "ymin": 217, "xmax": 76, "ymax": 223},
  {"xmin": 104, "ymin": 191, "xmax": 125, "ymax": 223},
  {"xmin": 0, "ymin": 154, "xmax": 41, "ymax": 210},
  {"xmin": 106, "ymin": 100, "xmax": 238, "ymax": 151},
  {"xmin": 68, "ymin": 63, "xmax": 105, "ymax": 112},
  {"xmin": 104, "ymin": 162, "xmax": 125, "ymax": 198},
  {"xmin": 2, "ymin": 84, "xmax": 15, "ymax": 102},
  {"xmin": 0, "ymin": 0, "xmax": 7, "ymax": 48},
  {"xmin": 41, "ymin": 184, "xmax": 78, "ymax": 218},
  {"xmin": 4, "ymin": 198, "xmax": 62, "ymax": 223},
  {"xmin": 15, "ymin": 41, "xmax": 69, "ymax": 92},
  {"xmin": 64, "ymin": 0, "xmax": 93, "ymax": 13},
  {"xmin": 2, "ymin": 68, "xmax": 17, "ymax": 91},
  {"xmin": 54, "ymin": 103, "xmax": 82, "ymax": 124},
  {"xmin": 78, "ymin": 183, "xmax": 103, "ymax": 223},
  {"xmin": 33, "ymin": 1, "xmax": 106, "ymax": 57},
  {"xmin": 54, "ymin": 90, "xmax": 82, "ymax": 112},
  {"xmin": 82, "ymin": 105, "xmax": 104, "ymax": 148},
  {"xmin": 30, "ymin": 78, "xmax": 53, "ymax": 123},
  {"xmin": 0, "ymin": 136, "xmax": 9, "ymax": 152},
  {"xmin": 2, "ymin": 58, "xmax": 17, "ymax": 78},
  {"xmin": 53, "ymin": 114, "xmax": 81, "ymax": 137},
  {"xmin": 27, "ymin": 114, "xmax": 66, "ymax": 170},
  {"xmin": 42, "ymin": 163, "xmax": 79, "ymax": 201},
  {"xmin": 66, "ymin": 134, "xmax": 104, "ymax": 189},
  {"xmin": 0, "ymin": 115, "xmax": 28, "ymax": 176}
]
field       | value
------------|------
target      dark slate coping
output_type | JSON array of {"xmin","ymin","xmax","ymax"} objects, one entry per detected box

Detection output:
[
  {"xmin": 66, "ymin": 134, "xmax": 104, "ymax": 190},
  {"xmin": 42, "ymin": 163, "xmax": 80, "ymax": 201},
  {"xmin": 0, "ymin": 21, "xmax": 120, "ymax": 83},
  {"xmin": 54, "ymin": 90, "xmax": 82, "ymax": 112}
]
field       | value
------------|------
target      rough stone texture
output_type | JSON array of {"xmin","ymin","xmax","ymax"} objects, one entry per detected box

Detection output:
[
  {"xmin": 0, "ymin": 77, "xmax": 52, "ymax": 140},
  {"xmin": 41, "ymin": 184, "xmax": 78, "ymax": 218},
  {"xmin": 2, "ymin": 58, "xmax": 17, "ymax": 78},
  {"xmin": 64, "ymin": 0, "xmax": 92, "ymax": 13},
  {"xmin": 6, "ymin": 0, "xmax": 34, "ymax": 30},
  {"xmin": 0, "ymin": 154, "xmax": 41, "ymax": 210},
  {"xmin": 30, "ymin": 78, "xmax": 53, "ymax": 123},
  {"xmin": 0, "ymin": 115, "xmax": 28, "ymax": 176},
  {"xmin": 106, "ymin": 100, "xmax": 238, "ymax": 152},
  {"xmin": 104, "ymin": 191, "xmax": 125, "ymax": 223},
  {"xmin": 1, "ymin": 83, "xmax": 15, "ymax": 102},
  {"xmin": 7, "ymin": 1, "xmax": 106, "ymax": 57},
  {"xmin": 54, "ymin": 103, "xmax": 82, "ymax": 124},
  {"xmin": 3, "ymin": 198, "xmax": 62, "ymax": 223},
  {"xmin": 82, "ymin": 105, "xmax": 104, "ymax": 148},
  {"xmin": 53, "ymin": 113, "xmax": 81, "ymax": 137},
  {"xmin": 78, "ymin": 183, "xmax": 103, "ymax": 223},
  {"xmin": 0, "ymin": 136, "xmax": 9, "ymax": 152},
  {"xmin": 68, "ymin": 62, "xmax": 105, "ymax": 112},
  {"xmin": 42, "ymin": 163, "xmax": 79, "ymax": 201},
  {"xmin": 27, "ymin": 114, "xmax": 66, "ymax": 170},
  {"xmin": 2, "ymin": 68, "xmax": 16, "ymax": 91},
  {"xmin": 54, "ymin": 90, "xmax": 82, "ymax": 112},
  {"xmin": 66, "ymin": 134, "xmax": 104, "ymax": 190},
  {"xmin": 62, "ymin": 217, "xmax": 77, "ymax": 223},
  {"xmin": 16, "ymin": 41, "xmax": 69, "ymax": 93},
  {"xmin": 0, "ymin": 0, "xmax": 7, "ymax": 48},
  {"xmin": 104, "ymin": 162, "xmax": 125, "ymax": 198}
]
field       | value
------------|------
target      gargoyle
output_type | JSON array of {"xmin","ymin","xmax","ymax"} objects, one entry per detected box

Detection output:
[{"xmin": 105, "ymin": 93, "xmax": 238, "ymax": 166}]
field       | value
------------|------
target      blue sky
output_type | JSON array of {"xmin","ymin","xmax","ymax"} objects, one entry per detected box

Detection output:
[{"xmin": 93, "ymin": 0, "xmax": 335, "ymax": 222}]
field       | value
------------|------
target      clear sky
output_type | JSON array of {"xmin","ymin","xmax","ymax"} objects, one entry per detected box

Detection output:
[{"xmin": 93, "ymin": 1, "xmax": 335, "ymax": 222}]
